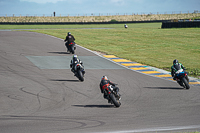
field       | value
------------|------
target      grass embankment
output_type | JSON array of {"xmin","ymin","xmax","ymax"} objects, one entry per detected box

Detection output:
[
  {"xmin": 0, "ymin": 23, "xmax": 199, "ymax": 78},
  {"xmin": 0, "ymin": 13, "xmax": 200, "ymax": 22}
]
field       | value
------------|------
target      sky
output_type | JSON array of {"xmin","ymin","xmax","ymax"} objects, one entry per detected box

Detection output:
[{"xmin": 0, "ymin": 0, "xmax": 199, "ymax": 16}]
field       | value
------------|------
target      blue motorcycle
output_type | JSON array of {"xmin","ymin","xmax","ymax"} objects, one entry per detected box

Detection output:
[{"xmin": 175, "ymin": 69, "xmax": 190, "ymax": 89}]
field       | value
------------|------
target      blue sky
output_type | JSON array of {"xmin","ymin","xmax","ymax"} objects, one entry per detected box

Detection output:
[{"xmin": 0, "ymin": 0, "xmax": 199, "ymax": 16}]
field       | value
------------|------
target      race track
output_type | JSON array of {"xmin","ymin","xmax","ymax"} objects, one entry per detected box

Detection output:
[{"xmin": 0, "ymin": 31, "xmax": 200, "ymax": 133}]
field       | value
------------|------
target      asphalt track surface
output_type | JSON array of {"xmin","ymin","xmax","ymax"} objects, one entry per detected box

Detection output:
[{"xmin": 0, "ymin": 31, "xmax": 200, "ymax": 133}]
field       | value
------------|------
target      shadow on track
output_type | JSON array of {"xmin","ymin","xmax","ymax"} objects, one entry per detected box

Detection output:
[
  {"xmin": 48, "ymin": 52, "xmax": 70, "ymax": 54},
  {"xmin": 72, "ymin": 105, "xmax": 114, "ymax": 108},
  {"xmin": 144, "ymin": 87, "xmax": 184, "ymax": 90},
  {"xmin": 49, "ymin": 79, "xmax": 80, "ymax": 82}
]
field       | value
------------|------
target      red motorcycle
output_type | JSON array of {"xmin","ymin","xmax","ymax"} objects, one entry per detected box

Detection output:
[
  {"xmin": 104, "ymin": 85, "xmax": 121, "ymax": 107},
  {"xmin": 65, "ymin": 42, "xmax": 76, "ymax": 54}
]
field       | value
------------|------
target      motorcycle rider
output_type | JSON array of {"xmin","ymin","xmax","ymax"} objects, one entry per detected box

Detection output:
[
  {"xmin": 70, "ymin": 55, "xmax": 85, "ymax": 75},
  {"xmin": 124, "ymin": 24, "xmax": 128, "ymax": 28},
  {"xmin": 64, "ymin": 32, "xmax": 75, "ymax": 51},
  {"xmin": 171, "ymin": 59, "xmax": 189, "ymax": 82},
  {"xmin": 99, "ymin": 76, "xmax": 119, "ymax": 102}
]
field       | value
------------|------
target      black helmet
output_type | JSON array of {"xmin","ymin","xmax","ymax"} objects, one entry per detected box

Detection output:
[
  {"xmin": 68, "ymin": 32, "xmax": 71, "ymax": 35},
  {"xmin": 173, "ymin": 59, "xmax": 178, "ymax": 64}
]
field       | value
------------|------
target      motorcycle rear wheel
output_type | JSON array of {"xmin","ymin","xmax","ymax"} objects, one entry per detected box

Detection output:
[{"xmin": 71, "ymin": 45, "xmax": 75, "ymax": 54}]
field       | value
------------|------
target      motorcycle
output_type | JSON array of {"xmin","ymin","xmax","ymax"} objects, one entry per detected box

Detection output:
[
  {"xmin": 73, "ymin": 62, "xmax": 85, "ymax": 81},
  {"xmin": 104, "ymin": 85, "xmax": 121, "ymax": 107},
  {"xmin": 65, "ymin": 42, "xmax": 76, "ymax": 54},
  {"xmin": 175, "ymin": 69, "xmax": 190, "ymax": 89}
]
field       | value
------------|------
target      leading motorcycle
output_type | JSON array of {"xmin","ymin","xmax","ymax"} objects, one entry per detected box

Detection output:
[
  {"xmin": 65, "ymin": 42, "xmax": 76, "ymax": 54},
  {"xmin": 175, "ymin": 69, "xmax": 190, "ymax": 89},
  {"xmin": 104, "ymin": 85, "xmax": 121, "ymax": 107}
]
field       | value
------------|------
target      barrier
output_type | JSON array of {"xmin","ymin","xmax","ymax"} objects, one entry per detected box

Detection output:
[
  {"xmin": 1, "ymin": 20, "xmax": 199, "ymax": 28},
  {"xmin": 162, "ymin": 21, "xmax": 200, "ymax": 28},
  {"xmin": 0, "ymin": 20, "xmax": 167, "ymax": 25}
]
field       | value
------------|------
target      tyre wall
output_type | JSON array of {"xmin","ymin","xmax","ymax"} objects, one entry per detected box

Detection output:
[
  {"xmin": 0, "ymin": 20, "xmax": 166, "ymax": 25},
  {"xmin": 162, "ymin": 21, "xmax": 200, "ymax": 28}
]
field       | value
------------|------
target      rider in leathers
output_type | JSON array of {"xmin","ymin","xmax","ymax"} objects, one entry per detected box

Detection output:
[
  {"xmin": 64, "ymin": 32, "xmax": 75, "ymax": 51},
  {"xmin": 100, "ymin": 76, "xmax": 119, "ymax": 102},
  {"xmin": 171, "ymin": 59, "xmax": 189, "ymax": 82},
  {"xmin": 70, "ymin": 55, "xmax": 85, "ymax": 75}
]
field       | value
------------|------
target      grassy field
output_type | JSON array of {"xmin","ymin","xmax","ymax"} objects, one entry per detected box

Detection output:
[
  {"xmin": 1, "ymin": 13, "xmax": 200, "ymax": 22},
  {"xmin": 0, "ymin": 24, "xmax": 122, "ymax": 29},
  {"xmin": 0, "ymin": 23, "xmax": 200, "ymax": 78}
]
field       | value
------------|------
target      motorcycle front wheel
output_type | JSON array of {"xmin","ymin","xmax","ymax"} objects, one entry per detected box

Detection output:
[
  {"xmin": 77, "ymin": 70, "xmax": 84, "ymax": 82},
  {"xmin": 109, "ymin": 93, "xmax": 121, "ymax": 107},
  {"xmin": 182, "ymin": 77, "xmax": 190, "ymax": 89}
]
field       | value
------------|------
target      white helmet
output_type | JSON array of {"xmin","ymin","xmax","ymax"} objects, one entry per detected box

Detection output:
[{"xmin": 101, "ymin": 76, "xmax": 108, "ymax": 80}]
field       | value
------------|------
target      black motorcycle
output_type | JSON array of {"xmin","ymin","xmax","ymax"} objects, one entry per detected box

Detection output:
[
  {"xmin": 175, "ymin": 69, "xmax": 190, "ymax": 89},
  {"xmin": 65, "ymin": 42, "xmax": 76, "ymax": 54},
  {"xmin": 104, "ymin": 85, "xmax": 121, "ymax": 107},
  {"xmin": 73, "ymin": 62, "xmax": 85, "ymax": 81}
]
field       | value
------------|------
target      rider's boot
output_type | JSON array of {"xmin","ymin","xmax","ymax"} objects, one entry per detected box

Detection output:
[
  {"xmin": 108, "ymin": 99, "xmax": 111, "ymax": 103},
  {"xmin": 177, "ymin": 81, "xmax": 184, "ymax": 87},
  {"xmin": 74, "ymin": 72, "xmax": 77, "ymax": 76},
  {"xmin": 103, "ymin": 93, "xmax": 111, "ymax": 103},
  {"xmin": 71, "ymin": 69, "xmax": 76, "ymax": 76},
  {"xmin": 115, "ymin": 87, "xmax": 120, "ymax": 97}
]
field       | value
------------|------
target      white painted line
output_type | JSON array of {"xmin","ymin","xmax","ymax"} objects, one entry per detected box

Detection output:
[{"xmin": 95, "ymin": 125, "xmax": 200, "ymax": 133}]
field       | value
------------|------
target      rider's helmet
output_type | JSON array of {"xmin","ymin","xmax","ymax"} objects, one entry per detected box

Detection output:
[
  {"xmin": 68, "ymin": 32, "xmax": 71, "ymax": 36},
  {"xmin": 73, "ymin": 55, "xmax": 78, "ymax": 61},
  {"xmin": 173, "ymin": 59, "xmax": 178, "ymax": 64},
  {"xmin": 101, "ymin": 76, "xmax": 108, "ymax": 80}
]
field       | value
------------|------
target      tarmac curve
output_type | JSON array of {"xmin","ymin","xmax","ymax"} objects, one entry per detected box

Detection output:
[{"xmin": 0, "ymin": 31, "xmax": 200, "ymax": 133}]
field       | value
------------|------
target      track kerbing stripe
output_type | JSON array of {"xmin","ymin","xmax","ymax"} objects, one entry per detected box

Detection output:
[
  {"xmin": 43, "ymin": 33, "xmax": 200, "ymax": 87},
  {"xmin": 103, "ymin": 55, "xmax": 200, "ymax": 86}
]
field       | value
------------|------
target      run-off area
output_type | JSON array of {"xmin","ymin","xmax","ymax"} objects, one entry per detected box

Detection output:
[{"xmin": 26, "ymin": 56, "xmax": 125, "ymax": 69}]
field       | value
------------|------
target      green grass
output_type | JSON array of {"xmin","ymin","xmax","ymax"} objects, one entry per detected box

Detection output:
[
  {"xmin": 1, "ymin": 13, "xmax": 199, "ymax": 22},
  {"xmin": 1, "ymin": 23, "xmax": 200, "ymax": 77},
  {"xmin": 0, "ymin": 24, "xmax": 124, "ymax": 29}
]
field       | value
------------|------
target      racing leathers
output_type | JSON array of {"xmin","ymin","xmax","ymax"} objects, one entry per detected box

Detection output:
[
  {"xmin": 171, "ymin": 63, "xmax": 189, "ymax": 81},
  {"xmin": 99, "ymin": 79, "xmax": 119, "ymax": 100},
  {"xmin": 70, "ymin": 58, "xmax": 85, "ymax": 75},
  {"xmin": 64, "ymin": 34, "xmax": 75, "ymax": 51}
]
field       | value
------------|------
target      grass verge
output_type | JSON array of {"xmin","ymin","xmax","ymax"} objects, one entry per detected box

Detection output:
[{"xmin": 0, "ymin": 23, "xmax": 199, "ymax": 78}]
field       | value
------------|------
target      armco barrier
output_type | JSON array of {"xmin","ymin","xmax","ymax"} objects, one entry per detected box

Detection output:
[
  {"xmin": 0, "ymin": 20, "xmax": 167, "ymax": 25},
  {"xmin": 162, "ymin": 21, "xmax": 200, "ymax": 28},
  {"xmin": 2, "ymin": 20, "xmax": 199, "ymax": 28}
]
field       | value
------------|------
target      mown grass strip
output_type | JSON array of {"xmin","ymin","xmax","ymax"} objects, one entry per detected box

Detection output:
[{"xmin": 0, "ymin": 23, "xmax": 199, "ymax": 78}]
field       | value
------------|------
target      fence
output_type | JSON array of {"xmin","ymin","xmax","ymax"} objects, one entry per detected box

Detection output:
[
  {"xmin": 0, "ymin": 20, "xmax": 170, "ymax": 25},
  {"xmin": 0, "ymin": 10, "xmax": 199, "ymax": 17}
]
